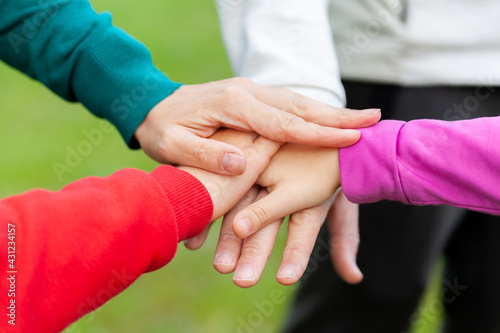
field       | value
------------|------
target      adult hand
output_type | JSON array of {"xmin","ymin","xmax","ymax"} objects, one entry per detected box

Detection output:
[
  {"xmin": 210, "ymin": 192, "xmax": 363, "ymax": 288},
  {"xmin": 135, "ymin": 77, "xmax": 381, "ymax": 175},
  {"xmin": 327, "ymin": 191, "xmax": 363, "ymax": 284},
  {"xmin": 212, "ymin": 191, "xmax": 336, "ymax": 287}
]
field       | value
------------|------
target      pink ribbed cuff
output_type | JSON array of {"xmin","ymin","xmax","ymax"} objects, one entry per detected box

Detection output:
[{"xmin": 340, "ymin": 120, "xmax": 409, "ymax": 204}]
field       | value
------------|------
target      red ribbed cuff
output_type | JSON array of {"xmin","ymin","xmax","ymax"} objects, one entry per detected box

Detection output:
[{"xmin": 150, "ymin": 165, "xmax": 213, "ymax": 241}]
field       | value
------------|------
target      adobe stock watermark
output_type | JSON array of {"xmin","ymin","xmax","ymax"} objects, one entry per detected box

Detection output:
[
  {"xmin": 443, "ymin": 74, "xmax": 496, "ymax": 121},
  {"xmin": 109, "ymin": 66, "xmax": 164, "ymax": 124},
  {"xmin": 235, "ymin": 290, "xmax": 287, "ymax": 333},
  {"xmin": 401, "ymin": 277, "xmax": 468, "ymax": 333},
  {"xmin": 65, "ymin": 268, "xmax": 136, "ymax": 333},
  {"xmin": 8, "ymin": 0, "xmax": 60, "ymax": 54},
  {"xmin": 338, "ymin": 0, "xmax": 402, "ymax": 63},
  {"xmin": 51, "ymin": 63, "xmax": 166, "ymax": 183},
  {"xmin": 51, "ymin": 121, "xmax": 115, "ymax": 182},
  {"xmin": 234, "ymin": 233, "xmax": 332, "ymax": 332},
  {"xmin": 215, "ymin": 0, "xmax": 243, "ymax": 17}
]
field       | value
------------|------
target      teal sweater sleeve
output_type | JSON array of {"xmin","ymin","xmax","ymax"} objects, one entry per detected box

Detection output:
[{"xmin": 0, "ymin": 0, "xmax": 182, "ymax": 147}]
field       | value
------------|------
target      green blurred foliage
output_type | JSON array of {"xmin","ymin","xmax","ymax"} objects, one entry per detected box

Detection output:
[{"xmin": 0, "ymin": 0, "xmax": 442, "ymax": 332}]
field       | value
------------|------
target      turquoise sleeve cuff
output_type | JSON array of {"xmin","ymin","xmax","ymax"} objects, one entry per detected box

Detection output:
[{"xmin": 69, "ymin": 10, "xmax": 184, "ymax": 148}]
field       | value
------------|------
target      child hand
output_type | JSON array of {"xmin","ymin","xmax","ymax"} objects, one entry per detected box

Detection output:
[
  {"xmin": 232, "ymin": 143, "xmax": 341, "ymax": 239},
  {"xmin": 209, "ymin": 143, "xmax": 344, "ymax": 287}
]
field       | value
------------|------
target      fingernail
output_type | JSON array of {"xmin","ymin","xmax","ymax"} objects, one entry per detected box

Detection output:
[
  {"xmin": 222, "ymin": 153, "xmax": 244, "ymax": 174},
  {"xmin": 359, "ymin": 108, "xmax": 381, "ymax": 115},
  {"xmin": 344, "ymin": 129, "xmax": 360, "ymax": 136},
  {"xmin": 233, "ymin": 264, "xmax": 254, "ymax": 281},
  {"xmin": 277, "ymin": 264, "xmax": 296, "ymax": 279},
  {"xmin": 353, "ymin": 264, "xmax": 364, "ymax": 279},
  {"xmin": 237, "ymin": 218, "xmax": 251, "ymax": 237},
  {"xmin": 214, "ymin": 251, "xmax": 235, "ymax": 266}
]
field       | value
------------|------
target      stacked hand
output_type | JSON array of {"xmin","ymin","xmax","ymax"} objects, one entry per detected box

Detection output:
[
  {"xmin": 135, "ymin": 77, "xmax": 379, "ymax": 174},
  {"xmin": 137, "ymin": 78, "xmax": 380, "ymax": 287},
  {"xmin": 185, "ymin": 142, "xmax": 364, "ymax": 287}
]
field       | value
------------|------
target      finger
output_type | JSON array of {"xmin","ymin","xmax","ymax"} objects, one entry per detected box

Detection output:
[
  {"xmin": 245, "ymin": 100, "xmax": 363, "ymax": 148},
  {"xmin": 328, "ymin": 191, "xmax": 363, "ymax": 284},
  {"xmin": 178, "ymin": 134, "xmax": 281, "ymax": 221},
  {"xmin": 276, "ymin": 198, "xmax": 333, "ymax": 285},
  {"xmin": 213, "ymin": 187, "xmax": 260, "ymax": 274},
  {"xmin": 232, "ymin": 219, "xmax": 283, "ymax": 288},
  {"xmin": 233, "ymin": 183, "xmax": 324, "ymax": 239},
  {"xmin": 184, "ymin": 222, "xmax": 214, "ymax": 250},
  {"xmin": 252, "ymin": 85, "xmax": 381, "ymax": 129},
  {"xmin": 160, "ymin": 129, "xmax": 247, "ymax": 175}
]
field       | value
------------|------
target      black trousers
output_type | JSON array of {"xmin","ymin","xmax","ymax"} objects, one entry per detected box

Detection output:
[{"xmin": 283, "ymin": 81, "xmax": 500, "ymax": 333}]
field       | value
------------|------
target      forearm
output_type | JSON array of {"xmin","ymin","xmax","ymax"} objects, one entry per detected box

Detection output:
[
  {"xmin": 0, "ymin": 0, "xmax": 181, "ymax": 146},
  {"xmin": 0, "ymin": 166, "xmax": 212, "ymax": 332},
  {"xmin": 217, "ymin": 0, "xmax": 345, "ymax": 106},
  {"xmin": 340, "ymin": 117, "xmax": 500, "ymax": 215}
]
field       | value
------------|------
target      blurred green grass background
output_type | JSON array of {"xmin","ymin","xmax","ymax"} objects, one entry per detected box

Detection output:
[{"xmin": 0, "ymin": 1, "xmax": 443, "ymax": 332}]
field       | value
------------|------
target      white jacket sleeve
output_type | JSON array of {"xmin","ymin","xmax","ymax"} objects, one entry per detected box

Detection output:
[{"xmin": 216, "ymin": 0, "xmax": 346, "ymax": 107}]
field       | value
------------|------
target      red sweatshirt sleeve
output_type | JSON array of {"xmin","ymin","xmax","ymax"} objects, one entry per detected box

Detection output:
[{"xmin": 0, "ymin": 165, "xmax": 212, "ymax": 333}]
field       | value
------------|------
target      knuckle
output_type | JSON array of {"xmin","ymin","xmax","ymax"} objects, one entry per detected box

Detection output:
[
  {"xmin": 218, "ymin": 83, "xmax": 248, "ymax": 106},
  {"xmin": 283, "ymin": 244, "xmax": 307, "ymax": 258},
  {"xmin": 280, "ymin": 113, "xmax": 305, "ymax": 136},
  {"xmin": 330, "ymin": 233, "xmax": 360, "ymax": 251},
  {"xmin": 290, "ymin": 98, "xmax": 311, "ymax": 117},
  {"xmin": 330, "ymin": 236, "xmax": 344, "ymax": 251},
  {"xmin": 247, "ymin": 205, "xmax": 269, "ymax": 229},
  {"xmin": 243, "ymin": 242, "xmax": 267, "ymax": 257},
  {"xmin": 193, "ymin": 141, "xmax": 211, "ymax": 162},
  {"xmin": 221, "ymin": 84, "xmax": 243, "ymax": 98},
  {"xmin": 157, "ymin": 133, "xmax": 175, "ymax": 163},
  {"xmin": 337, "ymin": 108, "xmax": 348, "ymax": 127},
  {"xmin": 190, "ymin": 141, "xmax": 222, "ymax": 171},
  {"xmin": 218, "ymin": 231, "xmax": 240, "ymax": 244},
  {"xmin": 231, "ymin": 76, "xmax": 253, "ymax": 87},
  {"xmin": 293, "ymin": 209, "xmax": 326, "ymax": 227}
]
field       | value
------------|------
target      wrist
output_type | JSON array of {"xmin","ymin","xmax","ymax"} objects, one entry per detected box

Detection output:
[{"xmin": 150, "ymin": 165, "xmax": 213, "ymax": 241}]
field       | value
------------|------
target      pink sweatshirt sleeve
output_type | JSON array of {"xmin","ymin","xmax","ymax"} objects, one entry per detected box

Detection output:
[{"xmin": 340, "ymin": 116, "xmax": 500, "ymax": 215}]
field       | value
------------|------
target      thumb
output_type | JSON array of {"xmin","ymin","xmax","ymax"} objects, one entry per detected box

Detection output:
[
  {"xmin": 164, "ymin": 131, "xmax": 247, "ymax": 175},
  {"xmin": 232, "ymin": 184, "xmax": 302, "ymax": 239}
]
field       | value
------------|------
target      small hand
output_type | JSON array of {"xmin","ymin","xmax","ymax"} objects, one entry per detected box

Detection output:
[
  {"xmin": 231, "ymin": 143, "xmax": 341, "ymax": 239},
  {"xmin": 207, "ymin": 143, "xmax": 342, "ymax": 287},
  {"xmin": 178, "ymin": 129, "xmax": 281, "ymax": 221},
  {"xmin": 135, "ymin": 78, "xmax": 381, "ymax": 175}
]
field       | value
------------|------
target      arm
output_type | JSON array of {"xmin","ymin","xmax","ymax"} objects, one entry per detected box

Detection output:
[
  {"xmin": 214, "ymin": 116, "xmax": 500, "ymax": 288},
  {"xmin": 1, "ymin": 1, "xmax": 378, "ymax": 176},
  {"xmin": 0, "ymin": 166, "xmax": 209, "ymax": 333},
  {"xmin": 217, "ymin": 0, "xmax": 345, "ymax": 106},
  {"xmin": 0, "ymin": 0, "xmax": 180, "ymax": 147},
  {"xmin": 216, "ymin": 0, "xmax": 363, "ymax": 284},
  {"xmin": 340, "ymin": 116, "xmax": 500, "ymax": 215},
  {"xmin": 0, "ymin": 130, "xmax": 280, "ymax": 332}
]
